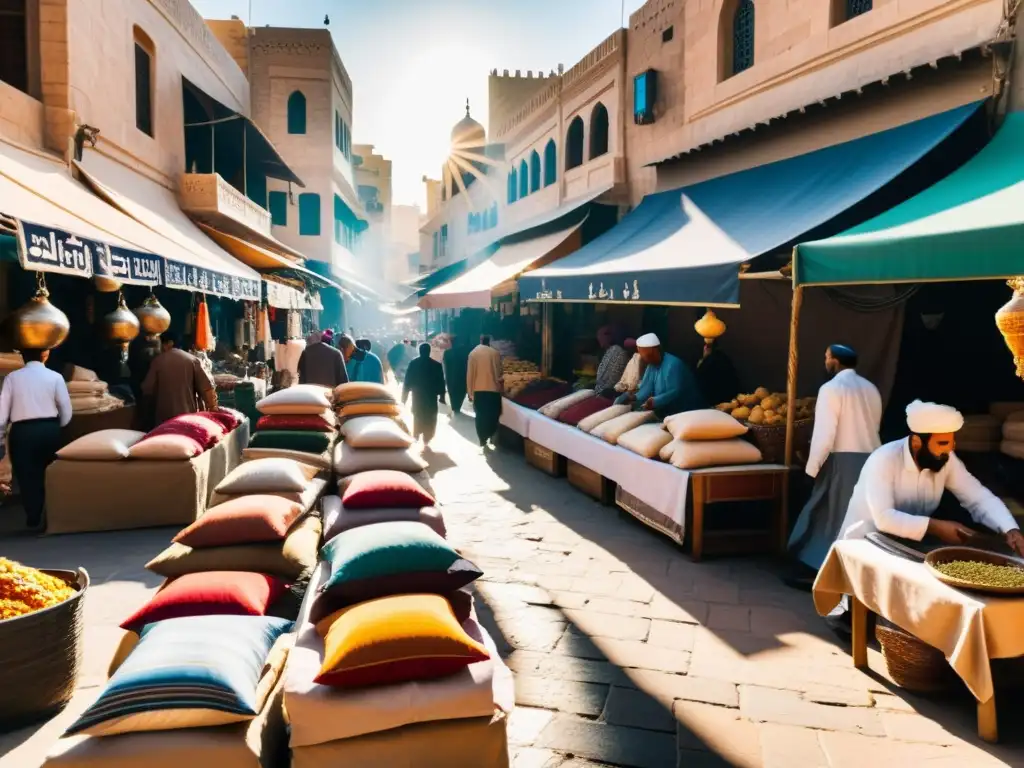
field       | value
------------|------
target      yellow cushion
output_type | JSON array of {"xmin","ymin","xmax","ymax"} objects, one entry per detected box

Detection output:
[
  {"xmin": 339, "ymin": 402, "xmax": 402, "ymax": 419},
  {"xmin": 334, "ymin": 382, "xmax": 395, "ymax": 404}
]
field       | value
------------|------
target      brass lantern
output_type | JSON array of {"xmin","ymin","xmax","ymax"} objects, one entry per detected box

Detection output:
[
  {"xmin": 10, "ymin": 273, "xmax": 70, "ymax": 350},
  {"xmin": 94, "ymin": 276, "xmax": 122, "ymax": 293},
  {"xmin": 996, "ymin": 278, "xmax": 1024, "ymax": 380},
  {"xmin": 694, "ymin": 310, "xmax": 727, "ymax": 344},
  {"xmin": 133, "ymin": 292, "xmax": 171, "ymax": 338},
  {"xmin": 102, "ymin": 291, "xmax": 140, "ymax": 356}
]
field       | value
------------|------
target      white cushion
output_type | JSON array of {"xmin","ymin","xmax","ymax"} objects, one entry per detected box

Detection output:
[
  {"xmin": 617, "ymin": 424, "xmax": 673, "ymax": 459},
  {"xmin": 343, "ymin": 416, "xmax": 415, "ymax": 449},
  {"xmin": 664, "ymin": 409, "xmax": 748, "ymax": 441},
  {"xmin": 590, "ymin": 411, "xmax": 656, "ymax": 444},
  {"xmin": 215, "ymin": 457, "xmax": 320, "ymax": 494},
  {"xmin": 332, "ymin": 442, "xmax": 428, "ymax": 476},
  {"xmin": 256, "ymin": 385, "xmax": 332, "ymax": 415},
  {"xmin": 242, "ymin": 447, "xmax": 333, "ymax": 471},
  {"xmin": 577, "ymin": 405, "xmax": 631, "ymax": 434},
  {"xmin": 128, "ymin": 435, "xmax": 204, "ymax": 460},
  {"xmin": 670, "ymin": 439, "xmax": 762, "ymax": 469},
  {"xmin": 538, "ymin": 390, "xmax": 595, "ymax": 419},
  {"xmin": 56, "ymin": 429, "xmax": 145, "ymax": 461}
]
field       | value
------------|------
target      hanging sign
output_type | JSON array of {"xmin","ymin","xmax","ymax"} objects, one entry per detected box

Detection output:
[
  {"xmin": 96, "ymin": 244, "xmax": 163, "ymax": 286},
  {"xmin": 16, "ymin": 219, "xmax": 102, "ymax": 278},
  {"xmin": 164, "ymin": 259, "xmax": 261, "ymax": 301}
]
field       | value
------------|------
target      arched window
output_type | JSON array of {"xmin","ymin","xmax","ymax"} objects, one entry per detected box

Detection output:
[
  {"xmin": 543, "ymin": 140, "xmax": 557, "ymax": 186},
  {"xmin": 530, "ymin": 150, "xmax": 541, "ymax": 193},
  {"xmin": 565, "ymin": 116, "xmax": 584, "ymax": 170},
  {"xmin": 589, "ymin": 103, "xmax": 609, "ymax": 160},
  {"xmin": 508, "ymin": 168, "xmax": 518, "ymax": 203},
  {"xmin": 731, "ymin": 0, "xmax": 755, "ymax": 77},
  {"xmin": 519, "ymin": 159, "xmax": 528, "ymax": 198},
  {"xmin": 287, "ymin": 91, "xmax": 306, "ymax": 134}
]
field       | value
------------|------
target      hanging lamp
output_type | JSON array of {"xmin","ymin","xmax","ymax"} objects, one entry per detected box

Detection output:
[
  {"xmin": 10, "ymin": 272, "xmax": 70, "ymax": 350},
  {"xmin": 996, "ymin": 278, "xmax": 1024, "ymax": 380}
]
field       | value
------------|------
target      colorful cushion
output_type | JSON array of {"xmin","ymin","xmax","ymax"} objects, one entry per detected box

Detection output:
[
  {"xmin": 339, "ymin": 401, "xmax": 401, "ymax": 419},
  {"xmin": 148, "ymin": 414, "xmax": 226, "ymax": 449},
  {"xmin": 128, "ymin": 433, "xmax": 204, "ymax": 460},
  {"xmin": 256, "ymin": 413, "xmax": 336, "ymax": 432},
  {"xmin": 120, "ymin": 571, "xmax": 288, "ymax": 632},
  {"xmin": 175, "ymin": 495, "xmax": 305, "ymax": 548},
  {"xmin": 148, "ymin": 515, "xmax": 321, "ymax": 581},
  {"xmin": 513, "ymin": 382, "xmax": 573, "ymax": 410},
  {"xmin": 314, "ymin": 594, "xmax": 489, "ymax": 688},
  {"xmin": 558, "ymin": 395, "xmax": 612, "ymax": 426},
  {"xmin": 342, "ymin": 416, "xmax": 415, "ymax": 449},
  {"xmin": 250, "ymin": 429, "xmax": 332, "ymax": 454},
  {"xmin": 321, "ymin": 494, "xmax": 446, "ymax": 541},
  {"xmin": 312, "ymin": 522, "xmax": 481, "ymax": 622},
  {"xmin": 670, "ymin": 438, "xmax": 763, "ymax": 469},
  {"xmin": 664, "ymin": 409, "xmax": 749, "ymax": 441},
  {"xmin": 209, "ymin": 477, "xmax": 328, "ymax": 511},
  {"xmin": 333, "ymin": 442, "xmax": 428, "ymax": 476},
  {"xmin": 617, "ymin": 423, "xmax": 673, "ymax": 459},
  {"xmin": 341, "ymin": 470, "xmax": 436, "ymax": 509},
  {"xmin": 576, "ymin": 404, "xmax": 631, "ymax": 433},
  {"xmin": 56, "ymin": 429, "xmax": 146, "ymax": 461},
  {"xmin": 200, "ymin": 408, "xmax": 243, "ymax": 432},
  {"xmin": 65, "ymin": 615, "xmax": 292, "ymax": 736},
  {"xmin": 242, "ymin": 446, "xmax": 333, "ymax": 471},
  {"xmin": 257, "ymin": 385, "xmax": 332, "ymax": 415},
  {"xmin": 334, "ymin": 382, "xmax": 394, "ymax": 404},
  {"xmin": 538, "ymin": 389, "xmax": 595, "ymax": 419},
  {"xmin": 590, "ymin": 410, "xmax": 656, "ymax": 444},
  {"xmin": 215, "ymin": 458, "xmax": 320, "ymax": 495}
]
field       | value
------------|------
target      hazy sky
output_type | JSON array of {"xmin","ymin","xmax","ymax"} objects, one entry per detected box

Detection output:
[{"xmin": 192, "ymin": 0, "xmax": 647, "ymax": 209}]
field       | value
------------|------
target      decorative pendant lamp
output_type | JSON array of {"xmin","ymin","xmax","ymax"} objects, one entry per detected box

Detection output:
[
  {"xmin": 94, "ymin": 276, "xmax": 122, "ymax": 293},
  {"xmin": 11, "ymin": 272, "xmax": 70, "ymax": 350},
  {"xmin": 996, "ymin": 278, "xmax": 1024, "ymax": 380},
  {"xmin": 694, "ymin": 309, "xmax": 727, "ymax": 345},
  {"xmin": 102, "ymin": 291, "xmax": 140, "ymax": 359},
  {"xmin": 133, "ymin": 291, "xmax": 171, "ymax": 339}
]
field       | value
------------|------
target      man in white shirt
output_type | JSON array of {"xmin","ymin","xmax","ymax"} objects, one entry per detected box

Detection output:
[
  {"xmin": 839, "ymin": 400, "xmax": 1024, "ymax": 555},
  {"xmin": 0, "ymin": 348, "xmax": 72, "ymax": 531},
  {"xmin": 786, "ymin": 345, "xmax": 881, "ymax": 585}
]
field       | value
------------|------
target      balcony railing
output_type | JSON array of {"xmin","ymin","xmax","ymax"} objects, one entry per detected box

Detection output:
[{"xmin": 178, "ymin": 173, "xmax": 272, "ymax": 238}]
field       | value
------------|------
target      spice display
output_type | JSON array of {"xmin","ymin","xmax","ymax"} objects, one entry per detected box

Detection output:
[
  {"xmin": 0, "ymin": 558, "xmax": 76, "ymax": 620},
  {"xmin": 933, "ymin": 559, "xmax": 1024, "ymax": 589}
]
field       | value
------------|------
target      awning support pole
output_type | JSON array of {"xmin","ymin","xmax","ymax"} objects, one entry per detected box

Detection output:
[
  {"xmin": 781, "ymin": 272, "xmax": 803, "ymax": 554},
  {"xmin": 541, "ymin": 302, "xmax": 553, "ymax": 376}
]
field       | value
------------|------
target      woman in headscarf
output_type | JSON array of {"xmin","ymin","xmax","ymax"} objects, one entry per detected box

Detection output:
[
  {"xmin": 402, "ymin": 343, "xmax": 446, "ymax": 446},
  {"xmin": 594, "ymin": 325, "xmax": 631, "ymax": 399}
]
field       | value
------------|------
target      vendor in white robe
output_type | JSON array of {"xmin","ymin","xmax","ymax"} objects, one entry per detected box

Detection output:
[
  {"xmin": 839, "ymin": 400, "xmax": 1024, "ymax": 555},
  {"xmin": 786, "ymin": 345, "xmax": 881, "ymax": 583}
]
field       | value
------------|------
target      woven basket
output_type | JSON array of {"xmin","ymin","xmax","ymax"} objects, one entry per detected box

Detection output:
[
  {"xmin": 746, "ymin": 418, "xmax": 813, "ymax": 464},
  {"xmin": 875, "ymin": 619, "xmax": 957, "ymax": 693},
  {"xmin": 0, "ymin": 568, "xmax": 89, "ymax": 731}
]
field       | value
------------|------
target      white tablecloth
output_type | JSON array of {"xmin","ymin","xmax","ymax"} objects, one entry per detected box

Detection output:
[
  {"xmin": 528, "ymin": 416, "xmax": 689, "ymax": 529},
  {"xmin": 499, "ymin": 398, "xmax": 538, "ymax": 437}
]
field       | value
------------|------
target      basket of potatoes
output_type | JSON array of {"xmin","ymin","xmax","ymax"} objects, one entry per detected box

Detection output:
[{"xmin": 715, "ymin": 387, "xmax": 816, "ymax": 464}]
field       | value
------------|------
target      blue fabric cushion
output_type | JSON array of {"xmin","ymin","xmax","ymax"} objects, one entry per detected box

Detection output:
[{"xmin": 65, "ymin": 615, "xmax": 292, "ymax": 737}]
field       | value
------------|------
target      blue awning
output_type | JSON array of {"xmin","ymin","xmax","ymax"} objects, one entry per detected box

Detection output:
[{"xmin": 520, "ymin": 101, "xmax": 981, "ymax": 306}]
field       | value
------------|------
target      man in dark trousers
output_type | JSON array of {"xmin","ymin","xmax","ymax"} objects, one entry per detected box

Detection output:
[
  {"xmin": 297, "ymin": 330, "xmax": 348, "ymax": 388},
  {"xmin": 467, "ymin": 334, "xmax": 503, "ymax": 448},
  {"xmin": 0, "ymin": 347, "xmax": 72, "ymax": 531},
  {"xmin": 143, "ymin": 331, "xmax": 218, "ymax": 425},
  {"xmin": 403, "ymin": 342, "xmax": 446, "ymax": 446},
  {"xmin": 443, "ymin": 334, "xmax": 470, "ymax": 417}
]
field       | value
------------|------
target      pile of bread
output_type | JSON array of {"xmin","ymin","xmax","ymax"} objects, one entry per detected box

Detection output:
[{"xmin": 716, "ymin": 387, "xmax": 816, "ymax": 427}]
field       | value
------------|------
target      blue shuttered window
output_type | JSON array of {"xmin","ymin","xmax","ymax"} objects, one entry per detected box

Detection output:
[
  {"xmin": 544, "ymin": 140, "xmax": 556, "ymax": 186},
  {"xmin": 268, "ymin": 191, "xmax": 287, "ymax": 226},
  {"xmin": 298, "ymin": 193, "xmax": 320, "ymax": 236},
  {"xmin": 530, "ymin": 151, "xmax": 541, "ymax": 193},
  {"xmin": 287, "ymin": 91, "xmax": 306, "ymax": 134},
  {"xmin": 519, "ymin": 159, "xmax": 528, "ymax": 198}
]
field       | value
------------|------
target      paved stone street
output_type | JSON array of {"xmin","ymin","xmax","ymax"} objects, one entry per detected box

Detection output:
[{"xmin": 2, "ymin": 411, "xmax": 1023, "ymax": 767}]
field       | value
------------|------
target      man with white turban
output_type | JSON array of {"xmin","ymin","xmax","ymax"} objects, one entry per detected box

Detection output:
[
  {"xmin": 838, "ymin": 400, "xmax": 1024, "ymax": 554},
  {"xmin": 614, "ymin": 333, "xmax": 703, "ymax": 418}
]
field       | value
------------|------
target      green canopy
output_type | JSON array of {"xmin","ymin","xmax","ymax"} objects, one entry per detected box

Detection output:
[{"xmin": 795, "ymin": 112, "xmax": 1024, "ymax": 287}]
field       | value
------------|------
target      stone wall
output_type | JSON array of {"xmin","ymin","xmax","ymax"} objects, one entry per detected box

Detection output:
[
  {"xmin": 0, "ymin": 80, "xmax": 45, "ymax": 148},
  {"xmin": 205, "ymin": 18, "xmax": 249, "ymax": 77}
]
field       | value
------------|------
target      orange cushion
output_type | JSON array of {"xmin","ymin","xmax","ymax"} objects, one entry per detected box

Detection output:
[
  {"xmin": 334, "ymin": 382, "xmax": 395, "ymax": 404},
  {"xmin": 339, "ymin": 401, "xmax": 401, "ymax": 419},
  {"xmin": 314, "ymin": 594, "xmax": 489, "ymax": 688},
  {"xmin": 174, "ymin": 495, "xmax": 305, "ymax": 548}
]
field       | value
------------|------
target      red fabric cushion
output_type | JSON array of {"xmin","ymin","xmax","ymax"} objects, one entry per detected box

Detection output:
[
  {"xmin": 558, "ymin": 395, "xmax": 613, "ymax": 426},
  {"xmin": 341, "ymin": 470, "xmax": 436, "ymax": 510},
  {"xmin": 256, "ymin": 414, "xmax": 335, "ymax": 433},
  {"xmin": 120, "ymin": 571, "xmax": 287, "ymax": 632},
  {"xmin": 173, "ymin": 495, "xmax": 305, "ymax": 548},
  {"xmin": 203, "ymin": 408, "xmax": 243, "ymax": 431},
  {"xmin": 148, "ymin": 414, "xmax": 226, "ymax": 449},
  {"xmin": 514, "ymin": 383, "xmax": 573, "ymax": 410}
]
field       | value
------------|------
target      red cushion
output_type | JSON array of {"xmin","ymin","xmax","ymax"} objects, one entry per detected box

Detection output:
[
  {"xmin": 202, "ymin": 408, "xmax": 242, "ymax": 431},
  {"xmin": 256, "ymin": 414, "xmax": 335, "ymax": 433},
  {"xmin": 120, "ymin": 571, "xmax": 287, "ymax": 632},
  {"xmin": 341, "ymin": 470, "xmax": 436, "ymax": 510},
  {"xmin": 514, "ymin": 383, "xmax": 573, "ymax": 410},
  {"xmin": 558, "ymin": 395, "xmax": 613, "ymax": 426},
  {"xmin": 148, "ymin": 414, "xmax": 226, "ymax": 449}
]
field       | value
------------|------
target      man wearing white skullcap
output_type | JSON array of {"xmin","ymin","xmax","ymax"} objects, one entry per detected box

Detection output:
[
  {"xmin": 837, "ymin": 399, "xmax": 1024, "ymax": 554},
  {"xmin": 614, "ymin": 333, "xmax": 704, "ymax": 417}
]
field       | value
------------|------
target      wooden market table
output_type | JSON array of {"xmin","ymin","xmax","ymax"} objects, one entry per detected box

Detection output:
[{"xmin": 814, "ymin": 539, "xmax": 1024, "ymax": 742}]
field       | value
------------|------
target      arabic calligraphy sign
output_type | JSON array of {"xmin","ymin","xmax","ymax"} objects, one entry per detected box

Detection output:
[
  {"xmin": 97, "ymin": 245, "xmax": 163, "ymax": 286},
  {"xmin": 17, "ymin": 220, "xmax": 101, "ymax": 278}
]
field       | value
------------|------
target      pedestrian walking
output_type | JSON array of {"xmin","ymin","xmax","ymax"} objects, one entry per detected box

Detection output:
[
  {"xmin": 342, "ymin": 336, "xmax": 385, "ymax": 383},
  {"xmin": 297, "ymin": 330, "xmax": 348, "ymax": 388},
  {"xmin": 0, "ymin": 347, "xmax": 72, "ymax": 531},
  {"xmin": 443, "ymin": 334, "xmax": 470, "ymax": 416},
  {"xmin": 467, "ymin": 334, "xmax": 503, "ymax": 447},
  {"xmin": 142, "ymin": 331, "xmax": 218, "ymax": 426},
  {"xmin": 403, "ymin": 343, "xmax": 446, "ymax": 445}
]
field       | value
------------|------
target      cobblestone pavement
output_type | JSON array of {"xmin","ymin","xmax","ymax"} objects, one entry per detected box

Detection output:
[{"xmin": 2, "ymin": 411, "xmax": 1023, "ymax": 767}]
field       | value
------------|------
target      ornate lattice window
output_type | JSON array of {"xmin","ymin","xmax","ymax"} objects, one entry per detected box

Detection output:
[
  {"xmin": 847, "ymin": 0, "xmax": 872, "ymax": 19},
  {"xmin": 732, "ymin": 0, "xmax": 754, "ymax": 76}
]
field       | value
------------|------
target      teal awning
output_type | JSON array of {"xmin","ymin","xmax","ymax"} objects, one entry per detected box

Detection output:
[{"xmin": 795, "ymin": 111, "xmax": 1024, "ymax": 287}]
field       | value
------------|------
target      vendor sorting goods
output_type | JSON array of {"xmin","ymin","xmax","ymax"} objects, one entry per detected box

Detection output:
[
  {"xmin": 298, "ymin": 331, "xmax": 348, "ymax": 389},
  {"xmin": 785, "ymin": 345, "xmax": 882, "ymax": 587},
  {"xmin": 615, "ymin": 333, "xmax": 703, "ymax": 418},
  {"xmin": 403, "ymin": 343, "xmax": 447, "ymax": 446},
  {"xmin": 143, "ymin": 331, "xmax": 217, "ymax": 426},
  {"xmin": 468, "ymin": 335, "xmax": 503, "ymax": 448},
  {"xmin": 0, "ymin": 347, "xmax": 71, "ymax": 531},
  {"xmin": 340, "ymin": 335, "xmax": 384, "ymax": 384},
  {"xmin": 443, "ymin": 335, "xmax": 471, "ymax": 416},
  {"xmin": 594, "ymin": 325, "xmax": 632, "ymax": 398}
]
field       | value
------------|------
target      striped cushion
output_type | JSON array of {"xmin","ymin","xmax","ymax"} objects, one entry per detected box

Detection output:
[{"xmin": 65, "ymin": 615, "xmax": 292, "ymax": 737}]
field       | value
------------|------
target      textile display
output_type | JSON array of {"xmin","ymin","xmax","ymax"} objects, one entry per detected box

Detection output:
[
  {"xmin": 321, "ymin": 495, "xmax": 447, "ymax": 541},
  {"xmin": 242, "ymin": 447, "xmax": 333, "ymax": 471},
  {"xmin": 513, "ymin": 382, "xmax": 573, "ymax": 410},
  {"xmin": 576, "ymin": 404, "xmax": 631, "ymax": 433},
  {"xmin": 590, "ymin": 410, "xmax": 656, "ymax": 444},
  {"xmin": 616, "ymin": 424, "xmax": 673, "ymax": 459},
  {"xmin": 558, "ymin": 395, "xmax": 612, "ymax": 427},
  {"xmin": 341, "ymin": 470, "xmax": 436, "ymax": 510},
  {"xmin": 209, "ymin": 477, "xmax": 327, "ymax": 513},
  {"xmin": 333, "ymin": 442, "xmax": 428, "ymax": 476},
  {"xmin": 203, "ymin": 408, "xmax": 244, "ymax": 431},
  {"xmin": 814, "ymin": 540, "xmax": 1024, "ymax": 703},
  {"xmin": 342, "ymin": 416, "xmax": 415, "ymax": 449},
  {"xmin": 128, "ymin": 434, "xmax": 204, "ymax": 460},
  {"xmin": 146, "ymin": 413, "xmax": 227, "ymax": 449},
  {"xmin": 664, "ymin": 409, "xmax": 748, "ymax": 441},
  {"xmin": 175, "ymin": 495, "xmax": 305, "ymax": 548},
  {"xmin": 537, "ymin": 389, "xmax": 595, "ymax": 419},
  {"xmin": 216, "ymin": 458, "xmax": 320, "ymax": 496},
  {"xmin": 249, "ymin": 430, "xmax": 332, "ymax": 455},
  {"xmin": 669, "ymin": 438, "xmax": 762, "ymax": 469},
  {"xmin": 56, "ymin": 429, "xmax": 145, "ymax": 461},
  {"xmin": 257, "ymin": 385, "xmax": 332, "ymax": 415},
  {"xmin": 195, "ymin": 299, "xmax": 214, "ymax": 352},
  {"xmin": 255, "ymin": 413, "xmax": 336, "ymax": 432}
]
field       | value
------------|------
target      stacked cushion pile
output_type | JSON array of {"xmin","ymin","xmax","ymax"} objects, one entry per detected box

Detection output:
[
  {"xmin": 658, "ymin": 410, "xmax": 763, "ymax": 468},
  {"xmin": 333, "ymin": 382, "xmax": 402, "ymax": 424},
  {"xmin": 245, "ymin": 386, "xmax": 338, "ymax": 470},
  {"xmin": 332, "ymin": 383, "xmax": 425, "ymax": 477}
]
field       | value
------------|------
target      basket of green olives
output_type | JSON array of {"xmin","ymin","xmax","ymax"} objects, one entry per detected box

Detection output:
[{"xmin": 925, "ymin": 547, "xmax": 1024, "ymax": 595}]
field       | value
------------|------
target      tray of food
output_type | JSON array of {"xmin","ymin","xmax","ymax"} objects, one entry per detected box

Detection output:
[{"xmin": 924, "ymin": 546, "xmax": 1024, "ymax": 595}]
